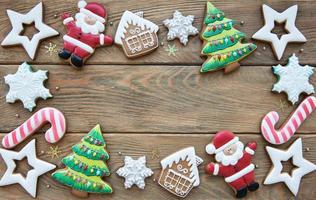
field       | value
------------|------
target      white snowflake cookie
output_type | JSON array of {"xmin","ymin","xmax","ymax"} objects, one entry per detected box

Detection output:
[
  {"xmin": 116, "ymin": 156, "xmax": 153, "ymax": 189},
  {"xmin": 4, "ymin": 62, "xmax": 52, "ymax": 111},
  {"xmin": 163, "ymin": 10, "xmax": 199, "ymax": 46},
  {"xmin": 272, "ymin": 54, "xmax": 314, "ymax": 104}
]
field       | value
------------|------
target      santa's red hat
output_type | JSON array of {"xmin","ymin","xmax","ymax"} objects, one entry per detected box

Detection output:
[
  {"xmin": 78, "ymin": 1, "xmax": 106, "ymax": 23},
  {"xmin": 205, "ymin": 130, "xmax": 239, "ymax": 154}
]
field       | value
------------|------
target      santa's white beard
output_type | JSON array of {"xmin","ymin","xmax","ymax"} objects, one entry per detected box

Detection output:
[
  {"xmin": 215, "ymin": 141, "xmax": 244, "ymax": 166},
  {"xmin": 75, "ymin": 13, "xmax": 105, "ymax": 35}
]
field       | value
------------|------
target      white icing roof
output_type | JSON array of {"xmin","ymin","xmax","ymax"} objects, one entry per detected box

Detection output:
[
  {"xmin": 160, "ymin": 147, "xmax": 203, "ymax": 187},
  {"xmin": 115, "ymin": 10, "xmax": 159, "ymax": 45}
]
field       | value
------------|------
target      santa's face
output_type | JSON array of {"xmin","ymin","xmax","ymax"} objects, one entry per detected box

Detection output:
[
  {"xmin": 75, "ymin": 13, "xmax": 105, "ymax": 35},
  {"xmin": 84, "ymin": 15, "xmax": 97, "ymax": 25},
  {"xmin": 215, "ymin": 141, "xmax": 244, "ymax": 166},
  {"xmin": 223, "ymin": 143, "xmax": 237, "ymax": 155}
]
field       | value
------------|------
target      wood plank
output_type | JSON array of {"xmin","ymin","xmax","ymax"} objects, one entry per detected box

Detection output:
[
  {"xmin": 0, "ymin": 134, "xmax": 314, "ymax": 200},
  {"xmin": 0, "ymin": 0, "xmax": 315, "ymax": 65},
  {"xmin": 0, "ymin": 64, "xmax": 316, "ymax": 133}
]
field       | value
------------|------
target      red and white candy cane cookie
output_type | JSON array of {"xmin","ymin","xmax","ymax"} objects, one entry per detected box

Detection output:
[
  {"xmin": 2, "ymin": 107, "xmax": 66, "ymax": 149},
  {"xmin": 261, "ymin": 96, "xmax": 316, "ymax": 145}
]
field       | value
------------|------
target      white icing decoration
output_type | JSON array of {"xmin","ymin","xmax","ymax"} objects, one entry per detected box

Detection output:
[
  {"xmin": 1, "ymin": 2, "xmax": 59, "ymax": 59},
  {"xmin": 0, "ymin": 139, "xmax": 56, "ymax": 198},
  {"xmin": 116, "ymin": 156, "xmax": 153, "ymax": 189},
  {"xmin": 252, "ymin": 4, "xmax": 306, "ymax": 60},
  {"xmin": 160, "ymin": 147, "xmax": 203, "ymax": 187},
  {"xmin": 272, "ymin": 54, "xmax": 314, "ymax": 104},
  {"xmin": 115, "ymin": 10, "xmax": 159, "ymax": 45},
  {"xmin": 163, "ymin": 10, "xmax": 199, "ymax": 46},
  {"xmin": 264, "ymin": 138, "xmax": 316, "ymax": 196},
  {"xmin": 4, "ymin": 62, "xmax": 52, "ymax": 112}
]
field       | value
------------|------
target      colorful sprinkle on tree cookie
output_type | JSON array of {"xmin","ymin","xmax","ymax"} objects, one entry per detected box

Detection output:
[
  {"xmin": 52, "ymin": 124, "xmax": 112, "ymax": 198},
  {"xmin": 200, "ymin": 2, "xmax": 256, "ymax": 73}
]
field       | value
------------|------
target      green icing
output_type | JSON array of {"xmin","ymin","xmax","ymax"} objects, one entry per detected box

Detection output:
[
  {"xmin": 62, "ymin": 154, "xmax": 110, "ymax": 177},
  {"xmin": 72, "ymin": 142, "xmax": 109, "ymax": 161},
  {"xmin": 202, "ymin": 20, "xmax": 235, "ymax": 39},
  {"xmin": 201, "ymin": 43, "xmax": 257, "ymax": 73},
  {"xmin": 204, "ymin": 2, "xmax": 225, "ymax": 25},
  {"xmin": 200, "ymin": 2, "xmax": 257, "ymax": 73},
  {"xmin": 51, "ymin": 124, "xmax": 112, "ymax": 194},
  {"xmin": 84, "ymin": 124, "xmax": 105, "ymax": 146},
  {"xmin": 52, "ymin": 169, "xmax": 113, "ymax": 194},
  {"xmin": 202, "ymin": 32, "xmax": 246, "ymax": 55}
]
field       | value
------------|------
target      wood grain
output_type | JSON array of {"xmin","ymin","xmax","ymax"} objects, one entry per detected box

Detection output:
[
  {"xmin": 0, "ymin": 134, "xmax": 315, "ymax": 200},
  {"xmin": 0, "ymin": 0, "xmax": 315, "ymax": 65},
  {"xmin": 0, "ymin": 0, "xmax": 315, "ymax": 199},
  {"xmin": 0, "ymin": 64, "xmax": 315, "ymax": 133}
]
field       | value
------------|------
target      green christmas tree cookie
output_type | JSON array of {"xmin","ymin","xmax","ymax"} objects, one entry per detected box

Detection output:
[
  {"xmin": 52, "ymin": 124, "xmax": 112, "ymax": 198},
  {"xmin": 200, "ymin": 2, "xmax": 257, "ymax": 73}
]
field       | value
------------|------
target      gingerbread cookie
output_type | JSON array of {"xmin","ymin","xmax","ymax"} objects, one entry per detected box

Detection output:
[
  {"xmin": 1, "ymin": 2, "xmax": 59, "ymax": 59},
  {"xmin": 200, "ymin": 2, "xmax": 256, "ymax": 73},
  {"xmin": 264, "ymin": 138, "xmax": 316, "ymax": 196},
  {"xmin": 52, "ymin": 124, "xmax": 112, "ymax": 198},
  {"xmin": 0, "ymin": 140, "xmax": 56, "ymax": 198},
  {"xmin": 205, "ymin": 131, "xmax": 259, "ymax": 198},
  {"xmin": 115, "ymin": 10, "xmax": 159, "ymax": 58},
  {"xmin": 4, "ymin": 62, "xmax": 52, "ymax": 111},
  {"xmin": 59, "ymin": 1, "xmax": 113, "ymax": 68},
  {"xmin": 158, "ymin": 147, "xmax": 203, "ymax": 198},
  {"xmin": 117, "ymin": 156, "xmax": 153, "ymax": 189},
  {"xmin": 261, "ymin": 96, "xmax": 316, "ymax": 145},
  {"xmin": 252, "ymin": 5, "xmax": 306, "ymax": 60}
]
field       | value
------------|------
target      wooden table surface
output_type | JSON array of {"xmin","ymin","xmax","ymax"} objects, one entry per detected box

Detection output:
[{"xmin": 0, "ymin": 0, "xmax": 315, "ymax": 199}]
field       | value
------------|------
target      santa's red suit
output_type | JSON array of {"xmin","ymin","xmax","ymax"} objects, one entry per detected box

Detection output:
[
  {"xmin": 205, "ymin": 131, "xmax": 259, "ymax": 197},
  {"xmin": 60, "ymin": 1, "xmax": 113, "ymax": 61}
]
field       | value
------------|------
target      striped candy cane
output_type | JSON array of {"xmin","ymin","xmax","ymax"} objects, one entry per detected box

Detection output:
[
  {"xmin": 2, "ymin": 107, "xmax": 66, "ymax": 149},
  {"xmin": 261, "ymin": 96, "xmax": 316, "ymax": 145}
]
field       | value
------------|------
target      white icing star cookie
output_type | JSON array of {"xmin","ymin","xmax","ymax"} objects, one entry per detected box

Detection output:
[
  {"xmin": 163, "ymin": 10, "xmax": 199, "ymax": 45},
  {"xmin": 5, "ymin": 62, "xmax": 52, "ymax": 111},
  {"xmin": 264, "ymin": 138, "xmax": 316, "ymax": 196},
  {"xmin": 272, "ymin": 54, "xmax": 314, "ymax": 105},
  {"xmin": 0, "ymin": 140, "xmax": 56, "ymax": 198},
  {"xmin": 116, "ymin": 156, "xmax": 153, "ymax": 189},
  {"xmin": 252, "ymin": 4, "xmax": 306, "ymax": 60},
  {"xmin": 1, "ymin": 2, "xmax": 59, "ymax": 59}
]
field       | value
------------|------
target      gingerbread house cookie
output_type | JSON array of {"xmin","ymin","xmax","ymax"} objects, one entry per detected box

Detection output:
[
  {"xmin": 158, "ymin": 147, "xmax": 203, "ymax": 198},
  {"xmin": 115, "ymin": 11, "xmax": 159, "ymax": 58}
]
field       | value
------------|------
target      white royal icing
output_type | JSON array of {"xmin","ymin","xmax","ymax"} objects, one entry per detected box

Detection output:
[
  {"xmin": 264, "ymin": 138, "xmax": 316, "ymax": 196},
  {"xmin": 0, "ymin": 140, "xmax": 56, "ymax": 198},
  {"xmin": 1, "ymin": 2, "xmax": 59, "ymax": 59},
  {"xmin": 252, "ymin": 4, "xmax": 306, "ymax": 60},
  {"xmin": 163, "ymin": 10, "xmax": 199, "ymax": 46},
  {"xmin": 272, "ymin": 54, "xmax": 314, "ymax": 105},
  {"xmin": 4, "ymin": 62, "xmax": 52, "ymax": 112},
  {"xmin": 116, "ymin": 156, "xmax": 153, "ymax": 189}
]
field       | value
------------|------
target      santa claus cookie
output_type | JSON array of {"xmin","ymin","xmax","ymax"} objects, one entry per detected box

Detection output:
[
  {"xmin": 59, "ymin": 1, "xmax": 113, "ymax": 68},
  {"xmin": 115, "ymin": 11, "xmax": 159, "ymax": 58},
  {"xmin": 205, "ymin": 130, "xmax": 259, "ymax": 198}
]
